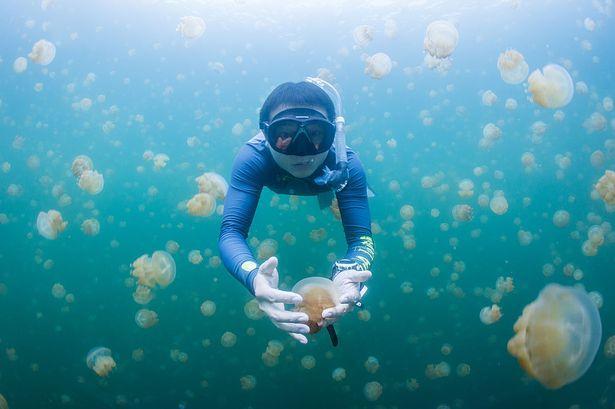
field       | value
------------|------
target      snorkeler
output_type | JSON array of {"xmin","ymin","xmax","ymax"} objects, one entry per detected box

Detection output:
[{"xmin": 218, "ymin": 79, "xmax": 374, "ymax": 344}]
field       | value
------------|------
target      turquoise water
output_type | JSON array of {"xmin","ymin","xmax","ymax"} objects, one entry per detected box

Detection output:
[{"xmin": 1, "ymin": 0, "xmax": 614, "ymax": 408}]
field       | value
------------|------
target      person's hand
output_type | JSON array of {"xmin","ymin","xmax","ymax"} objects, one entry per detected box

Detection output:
[
  {"xmin": 253, "ymin": 256, "xmax": 310, "ymax": 344},
  {"xmin": 322, "ymin": 269, "xmax": 372, "ymax": 324}
]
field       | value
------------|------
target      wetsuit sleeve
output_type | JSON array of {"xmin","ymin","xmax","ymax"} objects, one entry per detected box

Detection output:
[
  {"xmin": 333, "ymin": 152, "xmax": 375, "ymax": 276},
  {"xmin": 218, "ymin": 146, "xmax": 264, "ymax": 294}
]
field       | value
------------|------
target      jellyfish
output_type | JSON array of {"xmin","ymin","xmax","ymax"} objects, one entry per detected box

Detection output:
[
  {"xmin": 479, "ymin": 304, "xmax": 502, "ymax": 325},
  {"xmin": 490, "ymin": 194, "xmax": 509, "ymax": 215},
  {"xmin": 595, "ymin": 170, "xmax": 615, "ymax": 205},
  {"xmin": 244, "ymin": 299, "xmax": 265, "ymax": 320},
  {"xmin": 605, "ymin": 336, "xmax": 615, "ymax": 358},
  {"xmin": 497, "ymin": 49, "xmax": 529, "ymax": 84},
  {"xmin": 400, "ymin": 204, "xmax": 415, "ymax": 220},
  {"xmin": 221, "ymin": 331, "xmax": 237, "ymax": 348},
  {"xmin": 151, "ymin": 251, "xmax": 176, "ymax": 288},
  {"xmin": 364, "ymin": 356, "xmax": 380, "ymax": 374},
  {"xmin": 28, "ymin": 39, "xmax": 56, "ymax": 65},
  {"xmin": 458, "ymin": 179, "xmax": 474, "ymax": 198},
  {"xmin": 583, "ymin": 112, "xmax": 607, "ymax": 133},
  {"xmin": 527, "ymin": 64, "xmax": 574, "ymax": 109},
  {"xmin": 36, "ymin": 210, "xmax": 67, "ymax": 240},
  {"xmin": 423, "ymin": 20, "xmax": 459, "ymax": 59},
  {"xmin": 0, "ymin": 394, "xmax": 7, "ymax": 409},
  {"xmin": 177, "ymin": 16, "xmax": 206, "ymax": 40},
  {"xmin": 188, "ymin": 250, "xmax": 203, "ymax": 265},
  {"xmin": 257, "ymin": 238, "xmax": 278, "ymax": 260},
  {"xmin": 452, "ymin": 204, "xmax": 473, "ymax": 222},
  {"xmin": 81, "ymin": 218, "xmax": 100, "ymax": 236},
  {"xmin": 135, "ymin": 308, "xmax": 159, "ymax": 328},
  {"xmin": 187, "ymin": 193, "xmax": 216, "ymax": 217},
  {"xmin": 78, "ymin": 170, "xmax": 104, "ymax": 195},
  {"xmin": 13, "ymin": 56, "xmax": 27, "ymax": 73},
  {"xmin": 292, "ymin": 277, "xmax": 339, "ymax": 335},
  {"xmin": 86, "ymin": 347, "xmax": 116, "ymax": 377},
  {"xmin": 200, "ymin": 300, "xmax": 216, "ymax": 317},
  {"xmin": 364, "ymin": 52, "xmax": 392, "ymax": 79},
  {"xmin": 363, "ymin": 381, "xmax": 383, "ymax": 402},
  {"xmin": 482, "ymin": 90, "xmax": 498, "ymax": 106},
  {"xmin": 71, "ymin": 155, "xmax": 93, "ymax": 178},
  {"xmin": 240, "ymin": 375, "xmax": 256, "ymax": 390},
  {"xmin": 507, "ymin": 284, "xmax": 602, "ymax": 389},
  {"xmin": 352, "ymin": 25, "xmax": 374, "ymax": 47},
  {"xmin": 297, "ymin": 356, "xmax": 317, "ymax": 372},
  {"xmin": 152, "ymin": 153, "xmax": 169, "ymax": 170},
  {"xmin": 195, "ymin": 172, "xmax": 228, "ymax": 199}
]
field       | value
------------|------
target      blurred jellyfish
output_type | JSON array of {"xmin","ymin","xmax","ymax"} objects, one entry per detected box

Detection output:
[
  {"xmin": 292, "ymin": 277, "xmax": 340, "ymax": 334},
  {"xmin": 153, "ymin": 153, "xmax": 169, "ymax": 170},
  {"xmin": 496, "ymin": 276, "xmax": 514, "ymax": 293},
  {"xmin": 583, "ymin": 112, "xmax": 607, "ymax": 134},
  {"xmin": 458, "ymin": 179, "xmax": 474, "ymax": 198},
  {"xmin": 479, "ymin": 304, "xmax": 502, "ymax": 325},
  {"xmin": 552, "ymin": 210, "xmax": 570, "ymax": 228},
  {"xmin": 605, "ymin": 336, "xmax": 615, "ymax": 358},
  {"xmin": 505, "ymin": 98, "xmax": 518, "ymax": 110},
  {"xmin": 452, "ymin": 204, "xmax": 473, "ymax": 222},
  {"xmin": 527, "ymin": 64, "xmax": 574, "ymax": 109},
  {"xmin": 221, "ymin": 331, "xmax": 237, "ymax": 347},
  {"xmin": 352, "ymin": 25, "xmax": 374, "ymax": 47},
  {"xmin": 240, "ymin": 375, "xmax": 256, "ymax": 390},
  {"xmin": 135, "ymin": 308, "xmax": 159, "ymax": 328},
  {"xmin": 200, "ymin": 300, "xmax": 216, "ymax": 317},
  {"xmin": 424, "ymin": 20, "xmax": 459, "ymax": 59},
  {"xmin": 363, "ymin": 381, "xmax": 383, "ymax": 401},
  {"xmin": 36, "ymin": 210, "xmax": 67, "ymax": 240},
  {"xmin": 187, "ymin": 193, "xmax": 216, "ymax": 217},
  {"xmin": 257, "ymin": 238, "xmax": 278, "ymax": 260},
  {"xmin": 78, "ymin": 170, "xmax": 104, "ymax": 195},
  {"xmin": 188, "ymin": 250, "xmax": 203, "ymax": 265},
  {"xmin": 28, "ymin": 39, "xmax": 56, "ymax": 65},
  {"xmin": 71, "ymin": 155, "xmax": 93, "ymax": 178},
  {"xmin": 364, "ymin": 52, "xmax": 392, "ymax": 79},
  {"xmin": 177, "ymin": 16, "xmax": 206, "ymax": 40},
  {"xmin": 482, "ymin": 90, "xmax": 497, "ymax": 106},
  {"xmin": 13, "ymin": 56, "xmax": 27, "ymax": 73},
  {"xmin": 332, "ymin": 367, "xmax": 346, "ymax": 381},
  {"xmin": 86, "ymin": 347, "xmax": 116, "ymax": 377},
  {"xmin": 400, "ymin": 204, "xmax": 415, "ymax": 220},
  {"xmin": 196, "ymin": 172, "xmax": 228, "ymax": 199},
  {"xmin": 490, "ymin": 194, "xmax": 509, "ymax": 215},
  {"xmin": 497, "ymin": 49, "xmax": 529, "ymax": 84},
  {"xmin": 244, "ymin": 299, "xmax": 265, "ymax": 320},
  {"xmin": 364, "ymin": 356, "xmax": 380, "ymax": 373},
  {"xmin": 301, "ymin": 355, "xmax": 316, "ymax": 369},
  {"xmin": 479, "ymin": 123, "xmax": 502, "ymax": 149},
  {"xmin": 81, "ymin": 218, "xmax": 100, "ymax": 236},
  {"xmin": 51, "ymin": 283, "xmax": 66, "ymax": 299},
  {"xmin": 595, "ymin": 170, "xmax": 615, "ymax": 205},
  {"xmin": 456, "ymin": 363, "xmax": 471, "ymax": 377},
  {"xmin": 384, "ymin": 18, "xmax": 398, "ymax": 38},
  {"xmin": 425, "ymin": 361, "xmax": 451, "ymax": 379},
  {"xmin": 507, "ymin": 284, "xmax": 602, "ymax": 389}
]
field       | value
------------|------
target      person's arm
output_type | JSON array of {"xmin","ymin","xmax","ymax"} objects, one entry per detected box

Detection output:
[
  {"xmin": 218, "ymin": 146, "xmax": 264, "ymax": 294},
  {"xmin": 333, "ymin": 151, "xmax": 375, "ymax": 277}
]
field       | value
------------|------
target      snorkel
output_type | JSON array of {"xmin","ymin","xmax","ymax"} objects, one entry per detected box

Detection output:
[{"xmin": 305, "ymin": 77, "xmax": 349, "ymax": 192}]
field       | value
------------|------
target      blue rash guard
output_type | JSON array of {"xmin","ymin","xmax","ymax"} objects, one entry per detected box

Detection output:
[{"xmin": 218, "ymin": 133, "xmax": 374, "ymax": 295}]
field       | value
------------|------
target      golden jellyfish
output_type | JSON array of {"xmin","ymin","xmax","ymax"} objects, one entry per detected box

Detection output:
[
  {"xmin": 595, "ymin": 170, "xmax": 615, "ymax": 205},
  {"xmin": 363, "ymin": 381, "xmax": 383, "ymax": 402},
  {"xmin": 240, "ymin": 375, "xmax": 256, "ymax": 390},
  {"xmin": 28, "ymin": 39, "xmax": 56, "ymax": 65},
  {"xmin": 257, "ymin": 238, "xmax": 278, "ymax": 260},
  {"xmin": 177, "ymin": 16, "xmax": 206, "ymax": 40},
  {"xmin": 221, "ymin": 331, "xmax": 237, "ymax": 348},
  {"xmin": 452, "ymin": 204, "xmax": 473, "ymax": 222},
  {"xmin": 497, "ymin": 49, "xmax": 529, "ymax": 84},
  {"xmin": 332, "ymin": 367, "xmax": 346, "ymax": 381},
  {"xmin": 151, "ymin": 251, "xmax": 176, "ymax": 288},
  {"xmin": 152, "ymin": 153, "xmax": 169, "ymax": 170},
  {"xmin": 81, "ymin": 218, "xmax": 100, "ymax": 236},
  {"xmin": 36, "ymin": 210, "xmax": 67, "ymax": 240},
  {"xmin": 200, "ymin": 300, "xmax": 216, "ymax": 317},
  {"xmin": 424, "ymin": 20, "xmax": 458, "ymax": 59},
  {"xmin": 71, "ymin": 155, "xmax": 93, "ymax": 178},
  {"xmin": 292, "ymin": 277, "xmax": 339, "ymax": 334},
  {"xmin": 86, "ymin": 347, "xmax": 116, "ymax": 377},
  {"xmin": 133, "ymin": 285, "xmax": 153, "ymax": 305},
  {"xmin": 605, "ymin": 336, "xmax": 615, "ymax": 358},
  {"xmin": 135, "ymin": 308, "xmax": 159, "ymax": 328},
  {"xmin": 187, "ymin": 193, "xmax": 216, "ymax": 217},
  {"xmin": 244, "ymin": 299, "xmax": 265, "ymax": 320},
  {"xmin": 552, "ymin": 210, "xmax": 570, "ymax": 228},
  {"xmin": 352, "ymin": 25, "xmax": 374, "ymax": 47},
  {"xmin": 479, "ymin": 304, "xmax": 502, "ymax": 325},
  {"xmin": 13, "ymin": 56, "xmax": 27, "ymax": 73},
  {"xmin": 489, "ymin": 193, "xmax": 509, "ymax": 215},
  {"xmin": 400, "ymin": 204, "xmax": 415, "ymax": 220},
  {"xmin": 527, "ymin": 64, "xmax": 574, "ymax": 109},
  {"xmin": 301, "ymin": 355, "xmax": 316, "ymax": 370},
  {"xmin": 507, "ymin": 284, "xmax": 602, "ymax": 389},
  {"xmin": 78, "ymin": 170, "xmax": 104, "ymax": 195},
  {"xmin": 364, "ymin": 356, "xmax": 380, "ymax": 374},
  {"xmin": 196, "ymin": 172, "xmax": 228, "ymax": 200},
  {"xmin": 188, "ymin": 250, "xmax": 203, "ymax": 265},
  {"xmin": 364, "ymin": 52, "xmax": 392, "ymax": 79}
]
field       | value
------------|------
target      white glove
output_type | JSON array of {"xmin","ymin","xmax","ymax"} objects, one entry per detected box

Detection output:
[
  {"xmin": 253, "ymin": 256, "xmax": 310, "ymax": 344},
  {"xmin": 322, "ymin": 269, "xmax": 372, "ymax": 324}
]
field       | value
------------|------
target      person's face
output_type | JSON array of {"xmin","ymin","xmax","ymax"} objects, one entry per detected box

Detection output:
[{"xmin": 267, "ymin": 104, "xmax": 330, "ymax": 178}]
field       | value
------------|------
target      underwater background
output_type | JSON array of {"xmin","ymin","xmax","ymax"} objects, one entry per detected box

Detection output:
[{"xmin": 0, "ymin": 0, "xmax": 614, "ymax": 408}]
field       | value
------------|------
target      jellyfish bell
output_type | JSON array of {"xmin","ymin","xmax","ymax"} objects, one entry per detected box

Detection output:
[
  {"xmin": 151, "ymin": 250, "xmax": 176, "ymax": 288},
  {"xmin": 71, "ymin": 155, "xmax": 93, "ymax": 178},
  {"xmin": 28, "ymin": 39, "xmax": 56, "ymax": 65},
  {"xmin": 507, "ymin": 284, "xmax": 602, "ymax": 389},
  {"xmin": 527, "ymin": 64, "xmax": 574, "ymax": 109},
  {"xmin": 497, "ymin": 49, "xmax": 529, "ymax": 84},
  {"xmin": 177, "ymin": 16, "xmax": 206, "ymax": 40},
  {"xmin": 424, "ymin": 20, "xmax": 459, "ymax": 59},
  {"xmin": 36, "ymin": 210, "xmax": 67, "ymax": 240},
  {"xmin": 86, "ymin": 347, "xmax": 116, "ymax": 377},
  {"xmin": 78, "ymin": 170, "xmax": 104, "ymax": 195},
  {"xmin": 292, "ymin": 277, "xmax": 340, "ymax": 345}
]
